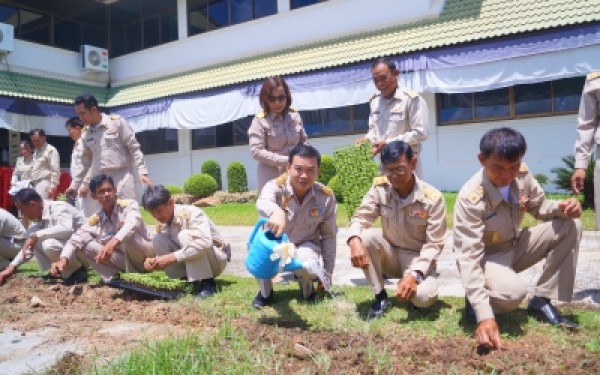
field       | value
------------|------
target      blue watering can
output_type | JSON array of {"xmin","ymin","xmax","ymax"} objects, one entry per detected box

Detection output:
[{"xmin": 246, "ymin": 217, "xmax": 304, "ymax": 279}]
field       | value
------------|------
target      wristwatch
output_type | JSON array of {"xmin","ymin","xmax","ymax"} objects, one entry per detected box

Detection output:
[{"xmin": 410, "ymin": 270, "xmax": 424, "ymax": 284}]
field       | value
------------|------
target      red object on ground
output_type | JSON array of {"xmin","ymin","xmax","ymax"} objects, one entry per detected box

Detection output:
[
  {"xmin": 54, "ymin": 171, "xmax": 72, "ymax": 200},
  {"xmin": 0, "ymin": 167, "xmax": 13, "ymax": 210}
]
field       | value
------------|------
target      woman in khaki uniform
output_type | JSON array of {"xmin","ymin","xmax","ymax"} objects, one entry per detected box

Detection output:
[
  {"xmin": 248, "ymin": 76, "xmax": 308, "ymax": 192},
  {"xmin": 10, "ymin": 140, "xmax": 34, "ymax": 188}
]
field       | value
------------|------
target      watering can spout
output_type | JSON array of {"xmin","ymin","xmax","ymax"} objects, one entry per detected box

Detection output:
[{"xmin": 282, "ymin": 258, "xmax": 304, "ymax": 272}]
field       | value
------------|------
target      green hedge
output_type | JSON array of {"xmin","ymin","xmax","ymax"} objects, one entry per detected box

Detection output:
[
  {"xmin": 227, "ymin": 162, "xmax": 248, "ymax": 193},
  {"xmin": 318, "ymin": 155, "xmax": 336, "ymax": 186},
  {"xmin": 183, "ymin": 173, "xmax": 219, "ymax": 198},
  {"xmin": 166, "ymin": 185, "xmax": 184, "ymax": 195},
  {"xmin": 201, "ymin": 159, "xmax": 222, "ymax": 190},
  {"xmin": 327, "ymin": 174, "xmax": 344, "ymax": 203}
]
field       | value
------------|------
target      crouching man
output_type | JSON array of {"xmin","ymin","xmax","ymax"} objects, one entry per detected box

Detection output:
[
  {"xmin": 51, "ymin": 174, "xmax": 155, "ymax": 282},
  {"xmin": 141, "ymin": 185, "xmax": 230, "ymax": 299},
  {"xmin": 0, "ymin": 208, "xmax": 26, "ymax": 274},
  {"xmin": 348, "ymin": 140, "xmax": 446, "ymax": 319},
  {"xmin": 0, "ymin": 189, "xmax": 87, "ymax": 285}
]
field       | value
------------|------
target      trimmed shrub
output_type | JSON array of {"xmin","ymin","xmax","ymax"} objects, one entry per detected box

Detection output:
[
  {"xmin": 318, "ymin": 155, "xmax": 336, "ymax": 186},
  {"xmin": 551, "ymin": 154, "xmax": 595, "ymax": 209},
  {"xmin": 201, "ymin": 159, "xmax": 222, "ymax": 190},
  {"xmin": 166, "ymin": 184, "xmax": 184, "ymax": 195},
  {"xmin": 227, "ymin": 162, "xmax": 248, "ymax": 193},
  {"xmin": 327, "ymin": 175, "xmax": 343, "ymax": 203},
  {"xmin": 183, "ymin": 173, "xmax": 219, "ymax": 198}
]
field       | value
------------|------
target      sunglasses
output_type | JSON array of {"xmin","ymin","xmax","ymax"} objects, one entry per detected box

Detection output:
[
  {"xmin": 267, "ymin": 95, "xmax": 287, "ymax": 103},
  {"xmin": 383, "ymin": 166, "xmax": 408, "ymax": 176}
]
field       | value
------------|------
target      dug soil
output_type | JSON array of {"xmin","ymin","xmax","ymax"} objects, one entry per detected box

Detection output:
[{"xmin": 1, "ymin": 275, "xmax": 598, "ymax": 374}]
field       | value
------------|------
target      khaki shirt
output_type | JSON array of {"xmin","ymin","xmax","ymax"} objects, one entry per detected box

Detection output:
[
  {"xmin": 0, "ymin": 208, "xmax": 25, "ymax": 239},
  {"xmin": 72, "ymin": 113, "xmax": 148, "ymax": 190},
  {"xmin": 156, "ymin": 204, "xmax": 227, "ymax": 262},
  {"xmin": 574, "ymin": 71, "xmax": 600, "ymax": 169},
  {"xmin": 348, "ymin": 175, "xmax": 446, "ymax": 275},
  {"xmin": 30, "ymin": 142, "xmax": 60, "ymax": 189},
  {"xmin": 453, "ymin": 166, "xmax": 565, "ymax": 321},
  {"xmin": 248, "ymin": 110, "xmax": 308, "ymax": 168},
  {"xmin": 257, "ymin": 174, "xmax": 337, "ymax": 275},
  {"xmin": 365, "ymin": 86, "xmax": 428, "ymax": 153},
  {"xmin": 11, "ymin": 156, "xmax": 33, "ymax": 185},
  {"xmin": 61, "ymin": 198, "xmax": 149, "ymax": 260}
]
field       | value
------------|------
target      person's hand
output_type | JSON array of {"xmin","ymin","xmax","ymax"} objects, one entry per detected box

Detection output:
[
  {"xmin": 23, "ymin": 235, "xmax": 38, "ymax": 252},
  {"xmin": 348, "ymin": 237, "xmax": 370, "ymax": 269},
  {"xmin": 144, "ymin": 254, "xmax": 176, "ymax": 271},
  {"xmin": 571, "ymin": 168, "xmax": 586, "ymax": 194},
  {"xmin": 476, "ymin": 318, "xmax": 502, "ymax": 351},
  {"xmin": 96, "ymin": 238, "xmax": 119, "ymax": 263},
  {"xmin": 50, "ymin": 258, "xmax": 69, "ymax": 278},
  {"xmin": 144, "ymin": 257, "xmax": 157, "ymax": 271},
  {"xmin": 372, "ymin": 141, "xmax": 386, "ymax": 156},
  {"xmin": 79, "ymin": 186, "xmax": 89, "ymax": 198},
  {"xmin": 140, "ymin": 174, "xmax": 152, "ymax": 187},
  {"xmin": 66, "ymin": 187, "xmax": 77, "ymax": 197},
  {"xmin": 559, "ymin": 198, "xmax": 582, "ymax": 218},
  {"xmin": 354, "ymin": 137, "xmax": 370, "ymax": 145},
  {"xmin": 267, "ymin": 209, "xmax": 286, "ymax": 237},
  {"xmin": 0, "ymin": 265, "xmax": 16, "ymax": 286},
  {"xmin": 395, "ymin": 274, "xmax": 418, "ymax": 301}
]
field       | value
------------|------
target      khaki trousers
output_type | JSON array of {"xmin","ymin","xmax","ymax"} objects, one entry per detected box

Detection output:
[
  {"xmin": 361, "ymin": 229, "xmax": 438, "ymax": 308},
  {"xmin": 34, "ymin": 238, "xmax": 82, "ymax": 278},
  {"xmin": 153, "ymin": 231, "xmax": 227, "ymax": 282},
  {"xmin": 33, "ymin": 179, "xmax": 54, "ymax": 200},
  {"xmin": 98, "ymin": 167, "xmax": 137, "ymax": 200},
  {"xmin": 594, "ymin": 157, "xmax": 600, "ymax": 230},
  {"xmin": 0, "ymin": 237, "xmax": 22, "ymax": 270},
  {"xmin": 483, "ymin": 217, "xmax": 581, "ymax": 314}
]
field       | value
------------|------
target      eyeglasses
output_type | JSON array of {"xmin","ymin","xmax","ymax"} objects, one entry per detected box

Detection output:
[
  {"xmin": 372, "ymin": 74, "xmax": 390, "ymax": 84},
  {"xmin": 267, "ymin": 95, "xmax": 287, "ymax": 103},
  {"xmin": 383, "ymin": 166, "xmax": 408, "ymax": 176}
]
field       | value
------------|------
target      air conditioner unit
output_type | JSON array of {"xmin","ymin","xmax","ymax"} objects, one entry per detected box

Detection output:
[
  {"xmin": 80, "ymin": 44, "xmax": 109, "ymax": 73},
  {"xmin": 0, "ymin": 22, "xmax": 14, "ymax": 53}
]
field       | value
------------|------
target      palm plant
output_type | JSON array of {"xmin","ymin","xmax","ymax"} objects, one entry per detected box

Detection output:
[{"xmin": 550, "ymin": 155, "xmax": 595, "ymax": 209}]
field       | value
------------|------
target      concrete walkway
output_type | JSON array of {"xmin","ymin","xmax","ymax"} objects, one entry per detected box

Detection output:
[{"xmin": 219, "ymin": 226, "xmax": 600, "ymax": 304}]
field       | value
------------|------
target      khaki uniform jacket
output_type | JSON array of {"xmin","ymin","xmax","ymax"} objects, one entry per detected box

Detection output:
[
  {"xmin": 0, "ymin": 208, "xmax": 25, "ymax": 239},
  {"xmin": 257, "ymin": 174, "xmax": 337, "ymax": 275},
  {"xmin": 68, "ymin": 137, "xmax": 92, "ymax": 190},
  {"xmin": 453, "ymin": 166, "xmax": 567, "ymax": 321},
  {"xmin": 365, "ymin": 86, "xmax": 428, "ymax": 153},
  {"xmin": 348, "ymin": 175, "xmax": 446, "ymax": 275},
  {"xmin": 61, "ymin": 198, "xmax": 148, "ymax": 260},
  {"xmin": 71, "ymin": 113, "xmax": 148, "ymax": 190},
  {"xmin": 248, "ymin": 110, "xmax": 308, "ymax": 168},
  {"xmin": 30, "ymin": 143, "xmax": 60, "ymax": 190},
  {"xmin": 574, "ymin": 71, "xmax": 600, "ymax": 169},
  {"xmin": 156, "ymin": 204, "xmax": 227, "ymax": 262},
  {"xmin": 10, "ymin": 156, "xmax": 33, "ymax": 185}
]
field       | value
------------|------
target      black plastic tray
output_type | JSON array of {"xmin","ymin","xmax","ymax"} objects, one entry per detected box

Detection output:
[{"xmin": 106, "ymin": 279, "xmax": 183, "ymax": 300}]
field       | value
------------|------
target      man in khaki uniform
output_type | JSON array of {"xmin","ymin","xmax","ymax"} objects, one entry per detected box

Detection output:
[
  {"xmin": 142, "ymin": 185, "xmax": 230, "ymax": 298},
  {"xmin": 572, "ymin": 70, "xmax": 600, "ymax": 229},
  {"xmin": 0, "ymin": 189, "xmax": 87, "ymax": 286},
  {"xmin": 454, "ymin": 127, "xmax": 581, "ymax": 352},
  {"xmin": 355, "ymin": 58, "xmax": 428, "ymax": 176},
  {"xmin": 0, "ymin": 208, "xmax": 25, "ymax": 273},
  {"xmin": 51, "ymin": 174, "xmax": 154, "ymax": 282},
  {"xmin": 348, "ymin": 140, "xmax": 446, "ymax": 319},
  {"xmin": 253, "ymin": 144, "xmax": 337, "ymax": 308},
  {"xmin": 29, "ymin": 129, "xmax": 60, "ymax": 200},
  {"xmin": 67, "ymin": 93, "xmax": 151, "ymax": 201}
]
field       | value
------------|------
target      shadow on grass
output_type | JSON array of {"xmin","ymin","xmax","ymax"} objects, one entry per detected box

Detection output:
[
  {"xmin": 257, "ymin": 288, "xmax": 313, "ymax": 330},
  {"xmin": 458, "ymin": 307, "xmax": 529, "ymax": 338},
  {"xmin": 400, "ymin": 299, "xmax": 453, "ymax": 323}
]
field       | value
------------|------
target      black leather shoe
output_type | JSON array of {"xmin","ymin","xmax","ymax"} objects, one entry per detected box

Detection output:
[
  {"xmin": 367, "ymin": 299, "xmax": 391, "ymax": 320},
  {"xmin": 464, "ymin": 297, "xmax": 477, "ymax": 324},
  {"xmin": 252, "ymin": 290, "xmax": 273, "ymax": 309},
  {"xmin": 63, "ymin": 266, "xmax": 88, "ymax": 286},
  {"xmin": 195, "ymin": 279, "xmax": 217, "ymax": 299},
  {"xmin": 304, "ymin": 292, "xmax": 316, "ymax": 302},
  {"xmin": 527, "ymin": 297, "xmax": 579, "ymax": 329}
]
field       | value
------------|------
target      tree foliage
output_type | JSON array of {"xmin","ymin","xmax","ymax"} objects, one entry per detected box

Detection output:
[
  {"xmin": 227, "ymin": 162, "xmax": 248, "ymax": 193},
  {"xmin": 201, "ymin": 159, "xmax": 223, "ymax": 190},
  {"xmin": 318, "ymin": 155, "xmax": 336, "ymax": 186},
  {"xmin": 550, "ymin": 155, "xmax": 595, "ymax": 209},
  {"xmin": 183, "ymin": 173, "xmax": 219, "ymax": 198}
]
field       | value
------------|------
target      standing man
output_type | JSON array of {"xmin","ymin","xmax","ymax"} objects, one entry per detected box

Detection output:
[
  {"xmin": 0, "ymin": 208, "xmax": 25, "ymax": 273},
  {"xmin": 355, "ymin": 58, "xmax": 429, "ymax": 176},
  {"xmin": 454, "ymin": 127, "xmax": 581, "ymax": 352},
  {"xmin": 51, "ymin": 174, "xmax": 155, "ymax": 283},
  {"xmin": 29, "ymin": 129, "xmax": 60, "ymax": 200},
  {"xmin": 68, "ymin": 93, "xmax": 151, "ymax": 201},
  {"xmin": 348, "ymin": 141, "xmax": 446, "ymax": 319},
  {"xmin": 0, "ymin": 189, "xmax": 87, "ymax": 286},
  {"xmin": 252, "ymin": 144, "xmax": 337, "ymax": 308},
  {"xmin": 572, "ymin": 70, "xmax": 600, "ymax": 229},
  {"xmin": 142, "ymin": 185, "xmax": 231, "ymax": 298}
]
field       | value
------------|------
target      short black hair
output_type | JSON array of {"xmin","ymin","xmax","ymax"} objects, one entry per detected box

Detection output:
[
  {"xmin": 142, "ymin": 185, "xmax": 171, "ymax": 210},
  {"xmin": 29, "ymin": 128, "xmax": 45, "ymax": 137},
  {"xmin": 380, "ymin": 140, "xmax": 413, "ymax": 165},
  {"xmin": 74, "ymin": 93, "xmax": 99, "ymax": 109},
  {"xmin": 13, "ymin": 188, "xmax": 42, "ymax": 205},
  {"xmin": 288, "ymin": 144, "xmax": 321, "ymax": 166},
  {"xmin": 20, "ymin": 139, "xmax": 33, "ymax": 150},
  {"xmin": 65, "ymin": 116, "xmax": 84, "ymax": 129},
  {"xmin": 480, "ymin": 127, "xmax": 527, "ymax": 162},
  {"xmin": 371, "ymin": 57, "xmax": 398, "ymax": 73},
  {"xmin": 89, "ymin": 174, "xmax": 115, "ymax": 194}
]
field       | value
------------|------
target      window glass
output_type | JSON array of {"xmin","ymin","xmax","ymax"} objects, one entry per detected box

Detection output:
[
  {"xmin": 231, "ymin": 0, "xmax": 252, "ymax": 24},
  {"xmin": 216, "ymin": 122, "xmax": 234, "ymax": 147},
  {"xmin": 54, "ymin": 19, "xmax": 81, "ymax": 52},
  {"xmin": 207, "ymin": 0, "xmax": 228, "ymax": 29},
  {"xmin": 0, "ymin": 5, "xmax": 18, "ymax": 26},
  {"xmin": 136, "ymin": 129, "xmax": 178, "ymax": 154},
  {"xmin": 255, "ymin": 0, "xmax": 277, "ymax": 18},
  {"xmin": 554, "ymin": 77, "xmax": 585, "ymax": 113},
  {"xmin": 161, "ymin": 11, "xmax": 178, "ymax": 43},
  {"xmin": 514, "ymin": 82, "xmax": 552, "ymax": 116},
  {"xmin": 353, "ymin": 103, "xmax": 370, "ymax": 133},
  {"xmin": 125, "ymin": 21, "xmax": 142, "ymax": 53},
  {"xmin": 439, "ymin": 93, "xmax": 472, "ymax": 124},
  {"xmin": 188, "ymin": 0, "xmax": 208, "ymax": 36},
  {"xmin": 192, "ymin": 127, "xmax": 216, "ymax": 149},
  {"xmin": 82, "ymin": 25, "xmax": 107, "ymax": 49},
  {"xmin": 143, "ymin": 17, "xmax": 160, "ymax": 48},
  {"xmin": 300, "ymin": 110, "xmax": 323, "ymax": 137},
  {"xmin": 474, "ymin": 88, "xmax": 509, "ymax": 119},
  {"xmin": 44, "ymin": 136, "xmax": 74, "ymax": 168},
  {"xmin": 233, "ymin": 116, "xmax": 252, "ymax": 145},
  {"xmin": 19, "ymin": 10, "xmax": 50, "ymax": 45},
  {"xmin": 324, "ymin": 107, "xmax": 350, "ymax": 135},
  {"xmin": 291, "ymin": 0, "xmax": 324, "ymax": 10}
]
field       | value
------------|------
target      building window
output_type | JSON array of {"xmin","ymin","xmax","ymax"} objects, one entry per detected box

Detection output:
[
  {"xmin": 136, "ymin": 129, "xmax": 179, "ymax": 154},
  {"xmin": 300, "ymin": 103, "xmax": 370, "ymax": 138},
  {"xmin": 187, "ymin": 0, "xmax": 277, "ymax": 36},
  {"xmin": 191, "ymin": 116, "xmax": 253, "ymax": 149},
  {"xmin": 290, "ymin": 0, "xmax": 328, "ymax": 10},
  {"xmin": 191, "ymin": 126, "xmax": 216, "ymax": 149},
  {"xmin": 437, "ymin": 77, "xmax": 585, "ymax": 125}
]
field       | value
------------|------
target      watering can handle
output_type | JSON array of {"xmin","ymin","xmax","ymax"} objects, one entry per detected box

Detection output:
[{"xmin": 248, "ymin": 217, "xmax": 268, "ymax": 246}]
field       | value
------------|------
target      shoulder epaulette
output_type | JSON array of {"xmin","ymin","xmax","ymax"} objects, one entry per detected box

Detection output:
[
  {"xmin": 468, "ymin": 186, "xmax": 484, "ymax": 205},
  {"xmin": 369, "ymin": 93, "xmax": 378, "ymax": 102},
  {"xmin": 320, "ymin": 184, "xmax": 333, "ymax": 196},
  {"xmin": 178, "ymin": 210, "xmax": 189, "ymax": 220},
  {"xmin": 156, "ymin": 223, "xmax": 163, "ymax": 232},
  {"xmin": 423, "ymin": 187, "xmax": 442, "ymax": 201},
  {"xmin": 519, "ymin": 163, "xmax": 529, "ymax": 174},
  {"xmin": 83, "ymin": 125, "xmax": 89, "ymax": 132},
  {"xmin": 288, "ymin": 107, "xmax": 296, "ymax": 112},
  {"xmin": 276, "ymin": 173, "xmax": 288, "ymax": 186},
  {"xmin": 373, "ymin": 176, "xmax": 388, "ymax": 186},
  {"xmin": 109, "ymin": 114, "xmax": 121, "ymax": 121},
  {"xmin": 587, "ymin": 71, "xmax": 600, "ymax": 81},
  {"xmin": 403, "ymin": 88, "xmax": 418, "ymax": 99},
  {"xmin": 117, "ymin": 198, "xmax": 130, "ymax": 207},
  {"xmin": 256, "ymin": 111, "xmax": 266, "ymax": 119},
  {"xmin": 88, "ymin": 213, "xmax": 99, "ymax": 226}
]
